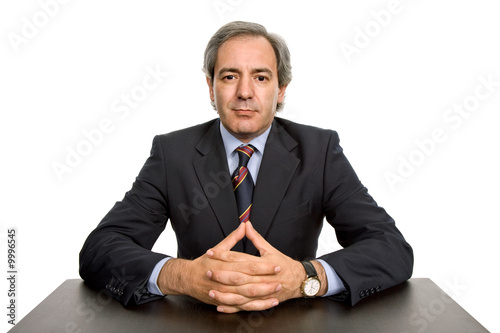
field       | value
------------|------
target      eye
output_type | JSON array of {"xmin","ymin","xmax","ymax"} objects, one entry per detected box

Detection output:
[
  {"xmin": 224, "ymin": 75, "xmax": 235, "ymax": 80},
  {"xmin": 257, "ymin": 76, "xmax": 266, "ymax": 82}
]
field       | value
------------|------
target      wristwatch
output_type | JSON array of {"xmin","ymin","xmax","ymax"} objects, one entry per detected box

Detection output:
[{"xmin": 300, "ymin": 261, "xmax": 321, "ymax": 297}]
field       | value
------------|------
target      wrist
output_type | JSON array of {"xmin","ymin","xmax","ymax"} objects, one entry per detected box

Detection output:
[
  {"xmin": 310, "ymin": 260, "xmax": 328, "ymax": 297},
  {"xmin": 296, "ymin": 260, "xmax": 328, "ymax": 298},
  {"xmin": 299, "ymin": 261, "xmax": 320, "ymax": 297},
  {"xmin": 157, "ymin": 258, "xmax": 190, "ymax": 296},
  {"xmin": 292, "ymin": 260, "xmax": 307, "ymax": 299}
]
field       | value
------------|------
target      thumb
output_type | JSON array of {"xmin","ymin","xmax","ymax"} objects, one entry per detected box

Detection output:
[
  {"xmin": 245, "ymin": 221, "xmax": 274, "ymax": 255},
  {"xmin": 212, "ymin": 222, "xmax": 246, "ymax": 251}
]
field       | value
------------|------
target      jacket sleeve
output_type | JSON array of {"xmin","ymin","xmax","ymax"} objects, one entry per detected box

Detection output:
[
  {"xmin": 318, "ymin": 131, "xmax": 414, "ymax": 306},
  {"xmin": 79, "ymin": 135, "xmax": 170, "ymax": 306}
]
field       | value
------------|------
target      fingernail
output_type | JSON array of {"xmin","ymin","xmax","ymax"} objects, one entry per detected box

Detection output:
[
  {"xmin": 272, "ymin": 301, "xmax": 279, "ymax": 307},
  {"xmin": 206, "ymin": 270, "xmax": 213, "ymax": 278},
  {"xmin": 217, "ymin": 306, "xmax": 224, "ymax": 312},
  {"xmin": 275, "ymin": 266, "xmax": 282, "ymax": 273},
  {"xmin": 209, "ymin": 291, "xmax": 215, "ymax": 299},
  {"xmin": 206, "ymin": 250, "xmax": 214, "ymax": 256},
  {"xmin": 276, "ymin": 284, "xmax": 282, "ymax": 292}
]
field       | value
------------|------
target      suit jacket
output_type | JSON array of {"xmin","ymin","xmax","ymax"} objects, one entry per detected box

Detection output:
[{"xmin": 79, "ymin": 117, "xmax": 413, "ymax": 306}]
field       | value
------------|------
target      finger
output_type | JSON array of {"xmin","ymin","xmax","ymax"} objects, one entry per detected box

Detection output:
[
  {"xmin": 208, "ymin": 248, "xmax": 280, "ymax": 267},
  {"xmin": 212, "ymin": 260, "xmax": 280, "ymax": 276},
  {"xmin": 245, "ymin": 221, "xmax": 275, "ymax": 255},
  {"xmin": 216, "ymin": 298, "xmax": 279, "ymax": 313},
  {"xmin": 209, "ymin": 284, "xmax": 280, "ymax": 306},
  {"xmin": 208, "ymin": 270, "xmax": 254, "ymax": 286},
  {"xmin": 208, "ymin": 265, "xmax": 280, "ymax": 285},
  {"xmin": 207, "ymin": 248, "xmax": 256, "ymax": 262},
  {"xmin": 235, "ymin": 282, "xmax": 282, "ymax": 299},
  {"xmin": 212, "ymin": 222, "xmax": 246, "ymax": 252}
]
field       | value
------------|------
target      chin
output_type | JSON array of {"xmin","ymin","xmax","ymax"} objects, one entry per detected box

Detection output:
[{"xmin": 234, "ymin": 126, "xmax": 257, "ymax": 136}]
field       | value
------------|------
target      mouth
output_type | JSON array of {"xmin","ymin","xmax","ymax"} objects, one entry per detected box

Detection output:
[{"xmin": 233, "ymin": 109, "xmax": 256, "ymax": 113}]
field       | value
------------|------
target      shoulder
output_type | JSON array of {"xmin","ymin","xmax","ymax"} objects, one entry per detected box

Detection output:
[
  {"xmin": 155, "ymin": 119, "xmax": 218, "ymax": 145},
  {"xmin": 274, "ymin": 117, "xmax": 340, "ymax": 145}
]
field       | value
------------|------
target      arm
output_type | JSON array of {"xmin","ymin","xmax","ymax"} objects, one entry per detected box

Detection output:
[
  {"xmin": 79, "ymin": 136, "xmax": 170, "ymax": 305},
  {"xmin": 319, "ymin": 131, "xmax": 414, "ymax": 305}
]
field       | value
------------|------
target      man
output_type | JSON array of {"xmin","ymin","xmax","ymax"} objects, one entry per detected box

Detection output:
[{"xmin": 79, "ymin": 21, "xmax": 413, "ymax": 313}]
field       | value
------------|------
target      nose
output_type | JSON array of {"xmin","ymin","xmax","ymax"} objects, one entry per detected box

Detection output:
[{"xmin": 236, "ymin": 76, "xmax": 254, "ymax": 100}]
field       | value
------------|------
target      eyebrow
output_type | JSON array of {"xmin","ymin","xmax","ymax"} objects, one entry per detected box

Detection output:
[{"xmin": 217, "ymin": 67, "xmax": 274, "ymax": 78}]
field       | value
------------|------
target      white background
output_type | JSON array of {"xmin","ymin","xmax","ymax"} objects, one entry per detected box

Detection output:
[{"xmin": 1, "ymin": 0, "xmax": 499, "ymax": 332}]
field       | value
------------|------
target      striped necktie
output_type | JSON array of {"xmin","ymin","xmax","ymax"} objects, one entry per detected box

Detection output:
[{"xmin": 232, "ymin": 145, "xmax": 256, "ymax": 223}]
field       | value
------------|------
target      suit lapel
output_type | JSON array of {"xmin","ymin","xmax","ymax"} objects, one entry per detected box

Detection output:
[
  {"xmin": 193, "ymin": 120, "xmax": 243, "ymax": 251},
  {"xmin": 248, "ymin": 120, "xmax": 300, "ymax": 254}
]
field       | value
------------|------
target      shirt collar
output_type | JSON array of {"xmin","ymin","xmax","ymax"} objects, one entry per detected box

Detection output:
[{"xmin": 219, "ymin": 120, "xmax": 272, "ymax": 157}]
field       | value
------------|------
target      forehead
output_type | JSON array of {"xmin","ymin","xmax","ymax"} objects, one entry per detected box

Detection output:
[{"xmin": 215, "ymin": 36, "xmax": 278, "ymax": 71}]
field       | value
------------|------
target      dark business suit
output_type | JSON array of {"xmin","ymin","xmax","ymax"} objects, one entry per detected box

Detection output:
[{"xmin": 79, "ymin": 117, "xmax": 413, "ymax": 306}]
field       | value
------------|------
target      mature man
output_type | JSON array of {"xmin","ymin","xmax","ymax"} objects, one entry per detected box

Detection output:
[{"xmin": 79, "ymin": 21, "xmax": 413, "ymax": 313}]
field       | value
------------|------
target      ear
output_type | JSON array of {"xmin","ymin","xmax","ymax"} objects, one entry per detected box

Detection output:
[
  {"xmin": 206, "ymin": 76, "xmax": 215, "ymax": 102},
  {"xmin": 277, "ymin": 84, "xmax": 288, "ymax": 104}
]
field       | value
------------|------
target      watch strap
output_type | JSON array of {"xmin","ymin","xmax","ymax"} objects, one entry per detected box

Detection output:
[{"xmin": 300, "ymin": 261, "xmax": 318, "ymax": 278}]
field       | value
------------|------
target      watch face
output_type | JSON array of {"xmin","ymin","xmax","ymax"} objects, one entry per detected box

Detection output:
[{"xmin": 304, "ymin": 278, "xmax": 321, "ymax": 296}]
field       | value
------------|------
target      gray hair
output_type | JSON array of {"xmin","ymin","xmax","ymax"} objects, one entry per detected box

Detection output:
[{"xmin": 203, "ymin": 21, "xmax": 292, "ymax": 111}]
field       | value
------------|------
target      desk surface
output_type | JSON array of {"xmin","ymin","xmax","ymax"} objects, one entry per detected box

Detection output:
[{"xmin": 9, "ymin": 278, "xmax": 488, "ymax": 333}]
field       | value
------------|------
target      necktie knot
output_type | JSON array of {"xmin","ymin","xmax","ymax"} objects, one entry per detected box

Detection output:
[{"xmin": 235, "ymin": 144, "xmax": 256, "ymax": 168}]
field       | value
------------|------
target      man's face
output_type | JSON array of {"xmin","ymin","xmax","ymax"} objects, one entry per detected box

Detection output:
[{"xmin": 207, "ymin": 36, "xmax": 287, "ymax": 143}]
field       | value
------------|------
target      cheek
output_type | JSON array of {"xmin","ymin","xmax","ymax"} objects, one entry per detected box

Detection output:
[
  {"xmin": 214, "ymin": 88, "xmax": 233, "ymax": 104},
  {"xmin": 266, "ymin": 87, "xmax": 280, "ymax": 102},
  {"xmin": 261, "ymin": 91, "xmax": 279, "ymax": 111}
]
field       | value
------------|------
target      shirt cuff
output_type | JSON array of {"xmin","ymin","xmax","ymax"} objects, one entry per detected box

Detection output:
[
  {"xmin": 317, "ymin": 259, "xmax": 347, "ymax": 297},
  {"xmin": 147, "ymin": 257, "xmax": 171, "ymax": 296}
]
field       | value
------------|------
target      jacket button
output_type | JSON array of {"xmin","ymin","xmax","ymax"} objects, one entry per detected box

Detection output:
[{"xmin": 359, "ymin": 290, "xmax": 365, "ymax": 298}]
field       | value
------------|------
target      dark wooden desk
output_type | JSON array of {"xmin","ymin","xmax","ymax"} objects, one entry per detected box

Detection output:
[{"xmin": 9, "ymin": 278, "xmax": 488, "ymax": 333}]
